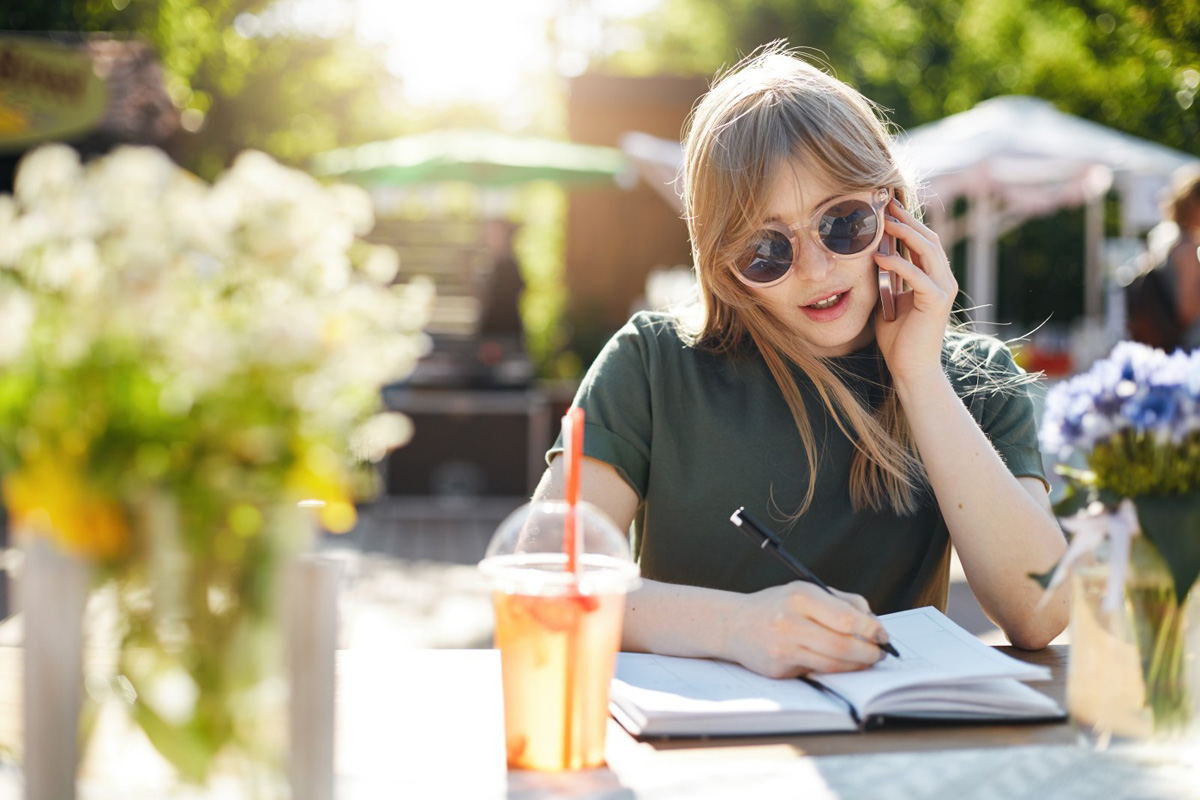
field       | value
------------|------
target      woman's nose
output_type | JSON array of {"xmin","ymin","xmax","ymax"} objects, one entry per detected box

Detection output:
[{"xmin": 792, "ymin": 235, "xmax": 836, "ymax": 279}]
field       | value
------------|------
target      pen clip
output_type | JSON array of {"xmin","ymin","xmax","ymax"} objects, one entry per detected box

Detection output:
[{"xmin": 729, "ymin": 507, "xmax": 765, "ymax": 547}]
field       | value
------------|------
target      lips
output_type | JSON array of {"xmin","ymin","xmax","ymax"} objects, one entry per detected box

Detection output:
[
  {"xmin": 804, "ymin": 288, "xmax": 850, "ymax": 309},
  {"xmin": 799, "ymin": 288, "xmax": 852, "ymax": 322},
  {"xmin": 807, "ymin": 292, "xmax": 843, "ymax": 310}
]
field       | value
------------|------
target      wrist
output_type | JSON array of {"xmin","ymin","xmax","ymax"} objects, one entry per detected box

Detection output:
[{"xmin": 890, "ymin": 365, "xmax": 952, "ymax": 402}]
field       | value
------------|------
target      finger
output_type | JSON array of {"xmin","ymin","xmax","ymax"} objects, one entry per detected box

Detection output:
[
  {"xmin": 791, "ymin": 642, "xmax": 879, "ymax": 675},
  {"xmin": 791, "ymin": 617, "xmax": 887, "ymax": 668},
  {"xmin": 888, "ymin": 198, "xmax": 939, "ymax": 244},
  {"xmin": 883, "ymin": 215, "xmax": 949, "ymax": 281},
  {"xmin": 883, "ymin": 210, "xmax": 954, "ymax": 284},
  {"xmin": 787, "ymin": 583, "xmax": 888, "ymax": 646},
  {"xmin": 875, "ymin": 252, "xmax": 945, "ymax": 302},
  {"xmin": 831, "ymin": 588, "xmax": 871, "ymax": 615}
]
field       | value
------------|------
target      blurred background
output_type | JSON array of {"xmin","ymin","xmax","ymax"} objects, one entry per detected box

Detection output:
[{"xmin": 2, "ymin": 0, "xmax": 1198, "ymax": 646}]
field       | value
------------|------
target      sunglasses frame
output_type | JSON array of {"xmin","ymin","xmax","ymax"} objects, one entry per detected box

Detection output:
[{"xmin": 733, "ymin": 187, "xmax": 893, "ymax": 288}]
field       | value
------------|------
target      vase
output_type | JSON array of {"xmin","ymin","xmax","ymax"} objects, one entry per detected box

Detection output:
[
  {"xmin": 1067, "ymin": 532, "xmax": 1200, "ymax": 756},
  {"xmin": 18, "ymin": 501, "xmax": 339, "ymax": 800}
]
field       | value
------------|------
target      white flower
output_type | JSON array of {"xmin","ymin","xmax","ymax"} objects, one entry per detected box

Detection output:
[
  {"xmin": 0, "ymin": 196, "xmax": 21, "ymax": 266},
  {"xmin": 350, "ymin": 412, "xmax": 414, "ymax": 462},
  {"xmin": 14, "ymin": 144, "xmax": 82, "ymax": 208},
  {"xmin": 0, "ymin": 289, "xmax": 35, "ymax": 364},
  {"xmin": 329, "ymin": 182, "xmax": 375, "ymax": 235},
  {"xmin": 359, "ymin": 244, "xmax": 400, "ymax": 285}
]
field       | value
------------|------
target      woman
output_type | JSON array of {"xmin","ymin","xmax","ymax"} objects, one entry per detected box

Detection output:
[{"xmin": 533, "ymin": 45, "xmax": 1069, "ymax": 679}]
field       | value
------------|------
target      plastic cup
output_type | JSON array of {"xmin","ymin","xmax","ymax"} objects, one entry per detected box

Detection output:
[{"xmin": 479, "ymin": 500, "xmax": 640, "ymax": 771}]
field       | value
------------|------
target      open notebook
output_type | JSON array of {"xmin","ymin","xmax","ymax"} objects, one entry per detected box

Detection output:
[{"xmin": 609, "ymin": 606, "xmax": 1065, "ymax": 737}]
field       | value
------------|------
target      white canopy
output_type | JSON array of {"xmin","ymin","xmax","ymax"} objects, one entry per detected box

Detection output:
[{"xmin": 896, "ymin": 95, "xmax": 1198, "ymax": 323}]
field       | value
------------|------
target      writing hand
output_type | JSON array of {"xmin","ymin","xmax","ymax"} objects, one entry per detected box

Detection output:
[{"xmin": 721, "ymin": 582, "xmax": 892, "ymax": 679}]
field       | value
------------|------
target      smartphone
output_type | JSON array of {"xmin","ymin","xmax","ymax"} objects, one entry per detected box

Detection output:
[{"xmin": 877, "ymin": 233, "xmax": 900, "ymax": 321}]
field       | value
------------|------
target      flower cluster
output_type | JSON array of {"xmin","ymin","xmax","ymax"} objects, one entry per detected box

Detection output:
[
  {"xmin": 0, "ymin": 144, "xmax": 433, "ymax": 557},
  {"xmin": 1040, "ymin": 342, "xmax": 1200, "ymax": 498}
]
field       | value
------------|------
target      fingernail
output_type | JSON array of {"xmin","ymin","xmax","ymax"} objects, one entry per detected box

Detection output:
[{"xmin": 875, "ymin": 630, "xmax": 891, "ymax": 645}]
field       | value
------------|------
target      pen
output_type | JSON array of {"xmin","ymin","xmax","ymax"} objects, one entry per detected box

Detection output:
[{"xmin": 729, "ymin": 506, "xmax": 901, "ymax": 659}]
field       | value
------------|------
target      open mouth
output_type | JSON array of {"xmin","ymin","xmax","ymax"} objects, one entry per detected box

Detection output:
[{"xmin": 807, "ymin": 293, "xmax": 843, "ymax": 310}]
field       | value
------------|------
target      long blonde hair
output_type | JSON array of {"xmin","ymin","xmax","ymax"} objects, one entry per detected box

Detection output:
[{"xmin": 681, "ymin": 44, "xmax": 927, "ymax": 517}]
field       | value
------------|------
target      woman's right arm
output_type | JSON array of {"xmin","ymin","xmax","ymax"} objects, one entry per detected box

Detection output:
[{"xmin": 530, "ymin": 455, "xmax": 891, "ymax": 679}]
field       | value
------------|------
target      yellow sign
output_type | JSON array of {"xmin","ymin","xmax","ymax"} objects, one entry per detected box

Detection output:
[{"xmin": 0, "ymin": 35, "xmax": 109, "ymax": 151}]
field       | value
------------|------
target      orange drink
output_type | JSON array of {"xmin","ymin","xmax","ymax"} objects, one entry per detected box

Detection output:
[
  {"xmin": 493, "ymin": 588, "xmax": 625, "ymax": 770},
  {"xmin": 480, "ymin": 501, "xmax": 639, "ymax": 772}
]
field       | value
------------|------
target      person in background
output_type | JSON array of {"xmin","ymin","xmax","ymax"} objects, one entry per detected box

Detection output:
[
  {"xmin": 473, "ymin": 218, "xmax": 529, "ymax": 386},
  {"xmin": 1161, "ymin": 166, "xmax": 1200, "ymax": 351},
  {"xmin": 532, "ymin": 43, "xmax": 1068, "ymax": 679}
]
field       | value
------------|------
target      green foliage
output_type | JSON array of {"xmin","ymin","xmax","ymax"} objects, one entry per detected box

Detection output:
[
  {"xmin": 607, "ymin": 0, "xmax": 1199, "ymax": 151},
  {"xmin": 1, "ymin": 1, "xmax": 411, "ymax": 179},
  {"xmin": 513, "ymin": 184, "xmax": 575, "ymax": 378}
]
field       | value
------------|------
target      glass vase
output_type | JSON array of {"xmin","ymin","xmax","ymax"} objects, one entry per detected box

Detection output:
[
  {"xmin": 19, "ymin": 499, "xmax": 337, "ymax": 799},
  {"xmin": 76, "ymin": 497, "xmax": 299, "ymax": 799},
  {"xmin": 1067, "ymin": 534, "xmax": 1200, "ymax": 758}
]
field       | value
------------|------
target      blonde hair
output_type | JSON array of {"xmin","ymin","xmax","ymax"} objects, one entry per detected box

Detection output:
[{"xmin": 681, "ymin": 43, "xmax": 927, "ymax": 517}]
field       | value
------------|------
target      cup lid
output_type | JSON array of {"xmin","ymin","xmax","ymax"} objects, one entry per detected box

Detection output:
[{"xmin": 479, "ymin": 500, "xmax": 640, "ymax": 594}]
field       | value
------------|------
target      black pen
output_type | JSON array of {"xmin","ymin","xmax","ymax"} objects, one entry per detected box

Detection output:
[{"xmin": 729, "ymin": 506, "xmax": 901, "ymax": 659}]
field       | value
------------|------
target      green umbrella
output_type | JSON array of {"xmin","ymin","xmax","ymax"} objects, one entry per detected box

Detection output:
[{"xmin": 311, "ymin": 129, "xmax": 632, "ymax": 188}]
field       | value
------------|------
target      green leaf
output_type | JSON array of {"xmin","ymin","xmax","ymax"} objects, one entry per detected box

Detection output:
[
  {"xmin": 1053, "ymin": 464, "xmax": 1094, "ymax": 486},
  {"xmin": 1051, "ymin": 481, "xmax": 1090, "ymax": 518},
  {"xmin": 1134, "ymin": 493, "xmax": 1200, "ymax": 606},
  {"xmin": 131, "ymin": 701, "xmax": 215, "ymax": 784}
]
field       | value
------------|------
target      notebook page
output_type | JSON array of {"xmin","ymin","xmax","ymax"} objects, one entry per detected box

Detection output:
[
  {"xmin": 613, "ymin": 653, "xmax": 847, "ymax": 716},
  {"xmin": 812, "ymin": 606, "xmax": 1051, "ymax": 713}
]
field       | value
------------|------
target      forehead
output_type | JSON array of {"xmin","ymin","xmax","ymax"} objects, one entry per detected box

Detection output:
[{"xmin": 761, "ymin": 157, "xmax": 845, "ymax": 221}]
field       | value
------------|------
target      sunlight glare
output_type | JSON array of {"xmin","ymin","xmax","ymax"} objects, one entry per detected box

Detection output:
[{"xmin": 356, "ymin": 0, "xmax": 558, "ymax": 107}]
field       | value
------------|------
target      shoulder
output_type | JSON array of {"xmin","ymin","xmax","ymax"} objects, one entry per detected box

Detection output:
[
  {"xmin": 621, "ymin": 310, "xmax": 693, "ymax": 343},
  {"xmin": 940, "ymin": 329, "xmax": 1030, "ymax": 397},
  {"xmin": 598, "ymin": 310, "xmax": 700, "ymax": 366}
]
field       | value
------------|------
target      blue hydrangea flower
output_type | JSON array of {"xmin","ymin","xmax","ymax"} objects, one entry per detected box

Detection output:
[{"xmin": 1040, "ymin": 343, "xmax": 1200, "ymax": 458}]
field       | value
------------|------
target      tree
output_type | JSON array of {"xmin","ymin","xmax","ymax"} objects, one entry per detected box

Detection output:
[
  {"xmin": 0, "ymin": 1, "xmax": 413, "ymax": 178},
  {"xmin": 600, "ymin": 0, "xmax": 1199, "ymax": 154}
]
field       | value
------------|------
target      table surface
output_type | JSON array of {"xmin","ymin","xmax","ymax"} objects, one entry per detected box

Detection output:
[
  {"xmin": 337, "ymin": 646, "xmax": 1199, "ymax": 800},
  {"xmin": 2, "ymin": 644, "xmax": 1198, "ymax": 799}
]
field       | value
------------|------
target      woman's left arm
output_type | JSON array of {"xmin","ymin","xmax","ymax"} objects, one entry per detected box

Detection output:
[{"xmin": 875, "ymin": 200, "xmax": 1069, "ymax": 649}]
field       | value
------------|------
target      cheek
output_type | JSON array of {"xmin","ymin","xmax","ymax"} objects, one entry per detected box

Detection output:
[{"xmin": 750, "ymin": 284, "xmax": 796, "ymax": 317}]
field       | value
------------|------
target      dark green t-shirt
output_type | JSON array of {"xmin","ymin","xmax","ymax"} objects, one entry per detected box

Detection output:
[{"xmin": 549, "ymin": 311, "xmax": 1048, "ymax": 614}]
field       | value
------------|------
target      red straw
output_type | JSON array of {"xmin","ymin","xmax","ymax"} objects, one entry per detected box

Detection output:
[{"xmin": 562, "ymin": 407, "xmax": 585, "ymax": 576}]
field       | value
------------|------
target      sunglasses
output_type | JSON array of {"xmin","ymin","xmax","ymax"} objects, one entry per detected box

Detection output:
[{"xmin": 733, "ymin": 188, "xmax": 892, "ymax": 287}]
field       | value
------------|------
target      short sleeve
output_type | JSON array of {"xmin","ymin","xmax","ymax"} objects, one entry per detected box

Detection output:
[
  {"xmin": 546, "ymin": 316, "xmax": 655, "ymax": 499},
  {"xmin": 946, "ymin": 335, "xmax": 1050, "ymax": 490}
]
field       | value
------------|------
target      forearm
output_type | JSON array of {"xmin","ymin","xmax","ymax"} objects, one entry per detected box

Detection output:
[
  {"xmin": 621, "ymin": 576, "xmax": 890, "ymax": 678},
  {"xmin": 896, "ymin": 372, "xmax": 1068, "ymax": 648},
  {"xmin": 621, "ymin": 578, "xmax": 744, "ymax": 661}
]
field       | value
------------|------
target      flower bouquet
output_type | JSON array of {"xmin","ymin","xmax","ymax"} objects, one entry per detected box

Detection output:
[
  {"xmin": 1038, "ymin": 341, "xmax": 1200, "ymax": 745},
  {"xmin": 0, "ymin": 144, "xmax": 432, "ymax": 790}
]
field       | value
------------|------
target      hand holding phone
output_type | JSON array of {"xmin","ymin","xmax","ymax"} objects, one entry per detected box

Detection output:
[{"xmin": 876, "ymin": 233, "xmax": 900, "ymax": 321}]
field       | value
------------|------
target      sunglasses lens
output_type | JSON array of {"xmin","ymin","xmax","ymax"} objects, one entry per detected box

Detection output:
[
  {"xmin": 738, "ymin": 228, "xmax": 793, "ymax": 284},
  {"xmin": 818, "ymin": 199, "xmax": 879, "ymax": 255}
]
